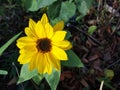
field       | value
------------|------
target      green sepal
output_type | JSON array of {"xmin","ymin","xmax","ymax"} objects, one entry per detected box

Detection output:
[
  {"xmin": 32, "ymin": 74, "xmax": 44, "ymax": 85},
  {"xmin": 17, "ymin": 63, "xmax": 38, "ymax": 84},
  {"xmin": 45, "ymin": 69, "xmax": 60, "ymax": 90},
  {"xmin": 62, "ymin": 50, "xmax": 84, "ymax": 67}
]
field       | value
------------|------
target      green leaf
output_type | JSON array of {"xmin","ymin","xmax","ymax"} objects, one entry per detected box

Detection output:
[
  {"xmin": 88, "ymin": 25, "xmax": 97, "ymax": 35},
  {"xmin": 62, "ymin": 50, "xmax": 84, "ymax": 67},
  {"xmin": 0, "ymin": 70, "xmax": 8, "ymax": 75},
  {"xmin": 50, "ymin": 17, "xmax": 62, "ymax": 26},
  {"xmin": 32, "ymin": 74, "xmax": 44, "ymax": 85},
  {"xmin": 78, "ymin": 1, "xmax": 88, "ymax": 15},
  {"xmin": 47, "ymin": 1, "xmax": 61, "ymax": 20},
  {"xmin": 104, "ymin": 69, "xmax": 114, "ymax": 80},
  {"xmin": 17, "ymin": 64, "xmax": 38, "ymax": 84},
  {"xmin": 65, "ymin": 31, "xmax": 72, "ymax": 39},
  {"xmin": 22, "ymin": 0, "xmax": 57, "ymax": 11},
  {"xmin": 76, "ymin": 0, "xmax": 94, "ymax": 16},
  {"xmin": 37, "ymin": 0, "xmax": 57, "ymax": 9},
  {"xmin": 59, "ymin": 1, "xmax": 76, "ymax": 22},
  {"xmin": 45, "ymin": 69, "xmax": 60, "ymax": 90},
  {"xmin": 22, "ymin": 0, "xmax": 38, "ymax": 11},
  {"xmin": 0, "ymin": 32, "xmax": 22, "ymax": 56}
]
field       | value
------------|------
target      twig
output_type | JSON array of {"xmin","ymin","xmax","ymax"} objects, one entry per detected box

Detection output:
[
  {"xmin": 12, "ymin": 62, "xmax": 19, "ymax": 77},
  {"xmin": 67, "ymin": 24, "xmax": 102, "ymax": 46},
  {"xmin": 99, "ymin": 80, "xmax": 104, "ymax": 90},
  {"xmin": 114, "ymin": 17, "xmax": 120, "ymax": 31},
  {"xmin": 12, "ymin": 62, "xmax": 24, "ymax": 90},
  {"xmin": 97, "ymin": 0, "xmax": 103, "ymax": 23},
  {"xmin": 106, "ymin": 58, "xmax": 120, "ymax": 68}
]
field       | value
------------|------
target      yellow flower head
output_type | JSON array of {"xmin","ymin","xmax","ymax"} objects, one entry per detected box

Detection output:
[{"xmin": 17, "ymin": 13, "xmax": 72, "ymax": 74}]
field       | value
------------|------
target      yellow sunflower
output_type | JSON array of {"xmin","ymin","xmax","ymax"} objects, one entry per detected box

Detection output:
[{"xmin": 17, "ymin": 13, "xmax": 72, "ymax": 74}]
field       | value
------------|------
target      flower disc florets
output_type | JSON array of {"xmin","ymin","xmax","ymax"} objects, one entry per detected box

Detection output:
[{"xmin": 37, "ymin": 38, "xmax": 51, "ymax": 53}]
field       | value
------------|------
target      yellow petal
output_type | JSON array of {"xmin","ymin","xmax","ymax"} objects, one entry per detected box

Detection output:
[
  {"xmin": 17, "ymin": 37, "xmax": 36, "ymax": 49},
  {"xmin": 52, "ymin": 31, "xmax": 67, "ymax": 41},
  {"xmin": 65, "ymin": 44, "xmax": 72, "ymax": 50},
  {"xmin": 29, "ymin": 61, "xmax": 36, "ymax": 71},
  {"xmin": 48, "ymin": 53, "xmax": 61, "ymax": 71},
  {"xmin": 51, "ymin": 46, "xmax": 68, "ymax": 60},
  {"xmin": 35, "ymin": 21, "xmax": 46, "ymax": 38},
  {"xmin": 52, "ymin": 40, "xmax": 72, "ymax": 50},
  {"xmin": 29, "ymin": 19, "xmax": 36, "ymax": 34},
  {"xmin": 44, "ymin": 53, "xmax": 52, "ymax": 74},
  {"xmin": 18, "ymin": 51, "xmax": 36, "ymax": 64},
  {"xmin": 29, "ymin": 54, "xmax": 37, "ymax": 71},
  {"xmin": 25, "ymin": 27, "xmax": 37, "ymax": 38},
  {"xmin": 37, "ymin": 53, "xmax": 47, "ymax": 74},
  {"xmin": 41, "ymin": 13, "xmax": 48, "ymax": 25},
  {"xmin": 18, "ymin": 55, "xmax": 30, "ymax": 64},
  {"xmin": 53, "ymin": 21, "xmax": 64, "ymax": 31},
  {"xmin": 45, "ymin": 23, "xmax": 53, "ymax": 39},
  {"xmin": 19, "ymin": 45, "xmax": 37, "ymax": 54}
]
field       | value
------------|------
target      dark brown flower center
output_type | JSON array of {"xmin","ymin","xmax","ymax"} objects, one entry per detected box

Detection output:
[{"xmin": 37, "ymin": 38, "xmax": 52, "ymax": 53}]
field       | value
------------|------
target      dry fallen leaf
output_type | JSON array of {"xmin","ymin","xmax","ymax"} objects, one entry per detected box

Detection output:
[{"xmin": 80, "ymin": 78, "xmax": 89, "ymax": 88}]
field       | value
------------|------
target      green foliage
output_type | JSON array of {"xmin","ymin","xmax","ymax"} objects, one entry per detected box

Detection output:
[
  {"xmin": 65, "ymin": 31, "xmax": 72, "ymax": 39},
  {"xmin": 104, "ymin": 69, "xmax": 114, "ymax": 80},
  {"xmin": 88, "ymin": 25, "xmax": 97, "ymax": 35},
  {"xmin": 0, "ymin": 70, "xmax": 8, "ymax": 75},
  {"xmin": 32, "ymin": 74, "xmax": 44, "ymax": 85},
  {"xmin": 45, "ymin": 69, "xmax": 60, "ymax": 90},
  {"xmin": 22, "ymin": 0, "xmax": 94, "ymax": 23},
  {"xmin": 18, "ymin": 64, "xmax": 60, "ymax": 90},
  {"xmin": 62, "ymin": 50, "xmax": 84, "ymax": 67},
  {"xmin": 59, "ymin": 1, "xmax": 76, "ymax": 22},
  {"xmin": 22, "ymin": 0, "xmax": 57, "ymax": 11},
  {"xmin": 48, "ymin": 1, "xmax": 76, "ymax": 24},
  {"xmin": 17, "ymin": 64, "xmax": 38, "ymax": 84},
  {"xmin": 47, "ymin": 1, "xmax": 61, "ymax": 20},
  {"xmin": 76, "ymin": 0, "xmax": 93, "ymax": 15},
  {"xmin": 0, "ymin": 32, "xmax": 22, "ymax": 56},
  {"xmin": 22, "ymin": 0, "xmax": 38, "ymax": 11},
  {"xmin": 37, "ymin": 0, "xmax": 57, "ymax": 9},
  {"xmin": 75, "ymin": 0, "xmax": 94, "ymax": 20}
]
